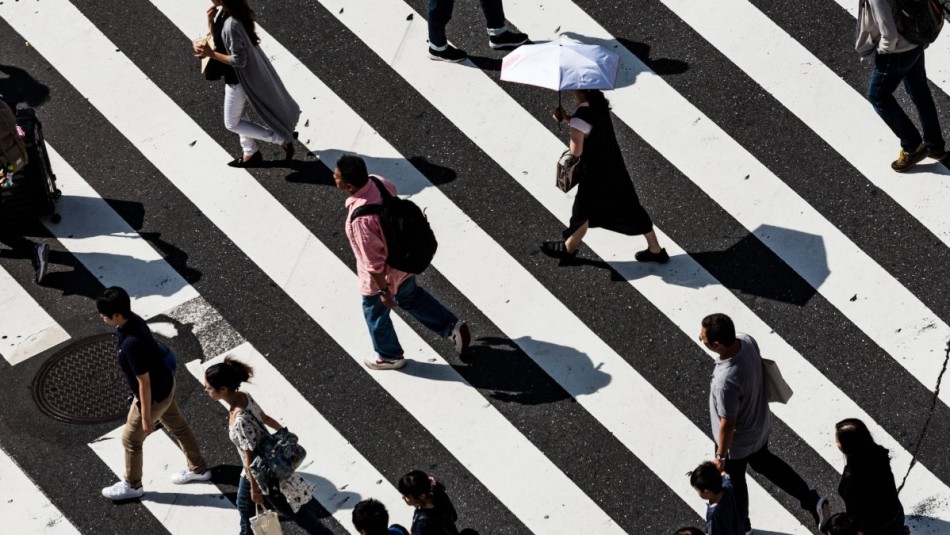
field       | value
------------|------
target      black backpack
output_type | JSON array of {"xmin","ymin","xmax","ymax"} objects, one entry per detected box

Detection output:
[
  {"xmin": 350, "ymin": 176, "xmax": 438, "ymax": 274},
  {"xmin": 893, "ymin": 0, "xmax": 947, "ymax": 44}
]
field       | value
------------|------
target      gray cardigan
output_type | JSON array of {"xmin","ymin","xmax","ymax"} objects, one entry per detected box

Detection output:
[
  {"xmin": 855, "ymin": 0, "xmax": 919, "ymax": 56},
  {"xmin": 221, "ymin": 18, "xmax": 300, "ymax": 143}
]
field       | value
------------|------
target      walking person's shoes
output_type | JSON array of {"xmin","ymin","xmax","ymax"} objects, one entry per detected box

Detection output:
[
  {"xmin": 227, "ymin": 150, "xmax": 264, "ymax": 168},
  {"xmin": 102, "ymin": 481, "xmax": 144, "ymax": 500},
  {"xmin": 364, "ymin": 356, "xmax": 407, "ymax": 370},
  {"xmin": 634, "ymin": 248, "xmax": 670, "ymax": 264},
  {"xmin": 812, "ymin": 496, "xmax": 831, "ymax": 529},
  {"xmin": 928, "ymin": 147, "xmax": 948, "ymax": 161},
  {"xmin": 891, "ymin": 143, "xmax": 928, "ymax": 172},
  {"xmin": 170, "ymin": 469, "xmax": 212, "ymax": 484},
  {"xmin": 489, "ymin": 30, "xmax": 530, "ymax": 50},
  {"xmin": 428, "ymin": 44, "xmax": 468, "ymax": 63},
  {"xmin": 540, "ymin": 240, "xmax": 578, "ymax": 259},
  {"xmin": 33, "ymin": 242, "xmax": 49, "ymax": 283},
  {"xmin": 450, "ymin": 320, "xmax": 471, "ymax": 356}
]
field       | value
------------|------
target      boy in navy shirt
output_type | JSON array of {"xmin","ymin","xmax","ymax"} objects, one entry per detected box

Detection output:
[{"xmin": 691, "ymin": 461, "xmax": 743, "ymax": 535}]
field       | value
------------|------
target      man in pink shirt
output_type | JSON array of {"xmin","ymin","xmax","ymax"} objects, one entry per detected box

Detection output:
[{"xmin": 335, "ymin": 154, "xmax": 471, "ymax": 370}]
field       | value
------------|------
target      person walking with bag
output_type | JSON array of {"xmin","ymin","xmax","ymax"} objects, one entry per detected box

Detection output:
[
  {"xmin": 203, "ymin": 357, "xmax": 332, "ymax": 535},
  {"xmin": 194, "ymin": 0, "xmax": 300, "ymax": 168},
  {"xmin": 334, "ymin": 154, "xmax": 471, "ymax": 370},
  {"xmin": 833, "ymin": 419, "xmax": 905, "ymax": 535},
  {"xmin": 541, "ymin": 89, "xmax": 667, "ymax": 263},
  {"xmin": 855, "ymin": 0, "xmax": 946, "ymax": 172},
  {"xmin": 97, "ymin": 286, "xmax": 211, "ymax": 500},
  {"xmin": 398, "ymin": 471, "xmax": 461, "ymax": 535},
  {"xmin": 700, "ymin": 313, "xmax": 829, "ymax": 533}
]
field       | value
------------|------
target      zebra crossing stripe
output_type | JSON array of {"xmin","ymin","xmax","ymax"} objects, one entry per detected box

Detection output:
[
  {"xmin": 0, "ymin": 445, "xmax": 80, "ymax": 534},
  {"xmin": 2, "ymin": 2, "xmax": 626, "ymax": 532},
  {"xmin": 88, "ymin": 425, "xmax": 238, "ymax": 534},
  {"xmin": 0, "ymin": 263, "xmax": 69, "ymax": 365},
  {"xmin": 185, "ymin": 345, "xmax": 408, "ymax": 532},
  {"xmin": 42, "ymin": 144, "xmax": 200, "ymax": 319}
]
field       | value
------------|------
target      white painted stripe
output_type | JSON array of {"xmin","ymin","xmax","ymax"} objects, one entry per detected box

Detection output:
[
  {"xmin": 42, "ymin": 144, "xmax": 199, "ymax": 319},
  {"xmin": 0, "ymin": 264, "xmax": 69, "ymax": 365},
  {"xmin": 185, "ymin": 344, "xmax": 405, "ymax": 532},
  {"xmin": 4, "ymin": 3, "xmax": 621, "ymax": 532},
  {"xmin": 155, "ymin": 2, "xmax": 805, "ymax": 532},
  {"xmin": 0, "ymin": 445, "xmax": 80, "ymax": 534},
  {"xmin": 89, "ymin": 424, "xmax": 238, "ymax": 533},
  {"xmin": 291, "ymin": 0, "xmax": 950, "ymax": 528}
]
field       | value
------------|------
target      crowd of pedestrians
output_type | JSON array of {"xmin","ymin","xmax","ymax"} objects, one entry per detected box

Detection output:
[{"xmin": 59, "ymin": 0, "xmax": 938, "ymax": 533}]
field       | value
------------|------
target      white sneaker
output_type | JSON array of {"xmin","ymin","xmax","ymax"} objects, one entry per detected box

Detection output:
[
  {"xmin": 170, "ymin": 469, "xmax": 212, "ymax": 484},
  {"xmin": 102, "ymin": 480, "xmax": 144, "ymax": 500},
  {"xmin": 364, "ymin": 356, "xmax": 407, "ymax": 370}
]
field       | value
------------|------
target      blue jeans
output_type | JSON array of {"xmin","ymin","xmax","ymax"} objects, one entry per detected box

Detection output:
[
  {"xmin": 867, "ymin": 46, "xmax": 945, "ymax": 152},
  {"xmin": 236, "ymin": 476, "xmax": 331, "ymax": 535},
  {"xmin": 428, "ymin": 0, "xmax": 507, "ymax": 48},
  {"xmin": 362, "ymin": 276, "xmax": 458, "ymax": 359}
]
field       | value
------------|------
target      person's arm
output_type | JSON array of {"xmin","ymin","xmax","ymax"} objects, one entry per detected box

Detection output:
[
  {"xmin": 569, "ymin": 128, "xmax": 585, "ymax": 157},
  {"xmin": 352, "ymin": 216, "xmax": 397, "ymax": 308},
  {"xmin": 714, "ymin": 416, "xmax": 736, "ymax": 470},
  {"xmin": 136, "ymin": 373, "xmax": 155, "ymax": 434},
  {"xmin": 194, "ymin": 40, "xmax": 231, "ymax": 65},
  {"xmin": 868, "ymin": 0, "xmax": 903, "ymax": 53},
  {"xmin": 257, "ymin": 410, "xmax": 283, "ymax": 431},
  {"xmin": 242, "ymin": 448, "xmax": 264, "ymax": 505}
]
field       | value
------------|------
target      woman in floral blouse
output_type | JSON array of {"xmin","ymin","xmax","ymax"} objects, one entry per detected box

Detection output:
[{"xmin": 204, "ymin": 356, "xmax": 331, "ymax": 535}]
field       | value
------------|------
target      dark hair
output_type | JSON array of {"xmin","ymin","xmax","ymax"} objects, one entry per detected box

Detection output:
[
  {"xmin": 674, "ymin": 528, "xmax": 705, "ymax": 535},
  {"xmin": 221, "ymin": 0, "xmax": 260, "ymax": 45},
  {"xmin": 689, "ymin": 461, "xmax": 724, "ymax": 493},
  {"xmin": 336, "ymin": 154, "xmax": 370, "ymax": 188},
  {"xmin": 352, "ymin": 499, "xmax": 389, "ymax": 535},
  {"xmin": 97, "ymin": 286, "xmax": 132, "ymax": 318},
  {"xmin": 582, "ymin": 89, "xmax": 610, "ymax": 110},
  {"xmin": 702, "ymin": 313, "xmax": 736, "ymax": 346},
  {"xmin": 398, "ymin": 471, "xmax": 457, "ymax": 521},
  {"xmin": 836, "ymin": 418, "xmax": 889, "ymax": 459},
  {"xmin": 205, "ymin": 356, "xmax": 253, "ymax": 391},
  {"xmin": 823, "ymin": 513, "xmax": 858, "ymax": 535}
]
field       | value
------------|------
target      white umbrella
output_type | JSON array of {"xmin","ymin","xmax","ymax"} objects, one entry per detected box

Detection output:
[{"xmin": 500, "ymin": 37, "xmax": 620, "ymax": 91}]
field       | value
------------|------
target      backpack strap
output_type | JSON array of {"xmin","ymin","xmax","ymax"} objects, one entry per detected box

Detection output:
[
  {"xmin": 350, "ymin": 203, "xmax": 383, "ymax": 222},
  {"xmin": 368, "ymin": 175, "xmax": 393, "ymax": 200}
]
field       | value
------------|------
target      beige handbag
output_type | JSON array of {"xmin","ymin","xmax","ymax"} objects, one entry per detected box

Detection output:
[
  {"xmin": 250, "ymin": 504, "xmax": 282, "ymax": 535},
  {"xmin": 762, "ymin": 358, "xmax": 793, "ymax": 404},
  {"xmin": 556, "ymin": 149, "xmax": 583, "ymax": 192},
  {"xmin": 200, "ymin": 34, "xmax": 215, "ymax": 74}
]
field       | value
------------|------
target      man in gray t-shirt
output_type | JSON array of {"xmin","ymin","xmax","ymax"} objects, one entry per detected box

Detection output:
[{"xmin": 702, "ymin": 313, "xmax": 828, "ymax": 533}]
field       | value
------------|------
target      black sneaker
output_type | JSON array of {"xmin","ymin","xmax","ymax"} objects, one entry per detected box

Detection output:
[
  {"xmin": 33, "ymin": 243, "xmax": 49, "ymax": 283},
  {"xmin": 891, "ymin": 143, "xmax": 927, "ymax": 172},
  {"xmin": 540, "ymin": 240, "xmax": 577, "ymax": 259},
  {"xmin": 634, "ymin": 248, "xmax": 670, "ymax": 264},
  {"xmin": 428, "ymin": 45, "xmax": 467, "ymax": 63},
  {"xmin": 489, "ymin": 30, "xmax": 529, "ymax": 50},
  {"xmin": 928, "ymin": 147, "xmax": 948, "ymax": 161}
]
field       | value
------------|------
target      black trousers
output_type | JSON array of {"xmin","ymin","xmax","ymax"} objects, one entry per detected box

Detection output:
[{"xmin": 725, "ymin": 442, "xmax": 819, "ymax": 531}]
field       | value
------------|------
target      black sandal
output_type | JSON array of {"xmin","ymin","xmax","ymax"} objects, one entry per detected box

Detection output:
[
  {"xmin": 540, "ymin": 240, "xmax": 578, "ymax": 259},
  {"xmin": 634, "ymin": 248, "xmax": 670, "ymax": 264},
  {"xmin": 227, "ymin": 151, "xmax": 263, "ymax": 168}
]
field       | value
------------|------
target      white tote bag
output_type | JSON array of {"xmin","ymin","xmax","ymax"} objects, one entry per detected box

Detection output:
[
  {"xmin": 762, "ymin": 358, "xmax": 793, "ymax": 404},
  {"xmin": 250, "ymin": 504, "xmax": 282, "ymax": 535}
]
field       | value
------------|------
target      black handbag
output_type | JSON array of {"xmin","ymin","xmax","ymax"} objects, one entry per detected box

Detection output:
[{"xmin": 556, "ymin": 149, "xmax": 583, "ymax": 192}]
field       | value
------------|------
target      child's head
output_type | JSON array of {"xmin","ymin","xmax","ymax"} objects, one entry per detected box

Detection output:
[
  {"xmin": 822, "ymin": 513, "xmax": 860, "ymax": 535},
  {"xmin": 398, "ymin": 470, "xmax": 435, "ymax": 507},
  {"xmin": 689, "ymin": 461, "xmax": 724, "ymax": 500},
  {"xmin": 352, "ymin": 499, "xmax": 389, "ymax": 535},
  {"xmin": 674, "ymin": 528, "xmax": 705, "ymax": 535}
]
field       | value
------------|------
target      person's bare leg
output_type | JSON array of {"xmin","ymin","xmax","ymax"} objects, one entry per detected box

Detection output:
[
  {"xmin": 565, "ymin": 221, "xmax": 589, "ymax": 253},
  {"xmin": 644, "ymin": 230, "xmax": 662, "ymax": 253}
]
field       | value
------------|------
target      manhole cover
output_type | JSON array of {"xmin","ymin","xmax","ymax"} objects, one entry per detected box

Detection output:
[{"xmin": 32, "ymin": 333, "xmax": 129, "ymax": 424}]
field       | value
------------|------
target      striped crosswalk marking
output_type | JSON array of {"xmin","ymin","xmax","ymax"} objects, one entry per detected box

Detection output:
[
  {"xmin": 0, "ymin": 265, "xmax": 69, "ymax": 365},
  {"xmin": 0, "ymin": 446, "xmax": 80, "ymax": 534}
]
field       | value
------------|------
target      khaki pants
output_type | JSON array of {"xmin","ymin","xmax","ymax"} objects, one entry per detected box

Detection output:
[{"xmin": 122, "ymin": 382, "xmax": 207, "ymax": 487}]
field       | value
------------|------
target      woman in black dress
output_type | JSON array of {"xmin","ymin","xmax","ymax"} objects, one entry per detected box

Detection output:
[
  {"xmin": 834, "ymin": 418, "xmax": 905, "ymax": 535},
  {"xmin": 542, "ymin": 89, "xmax": 667, "ymax": 263}
]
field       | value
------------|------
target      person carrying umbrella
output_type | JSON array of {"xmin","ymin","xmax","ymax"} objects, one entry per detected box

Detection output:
[{"xmin": 501, "ymin": 39, "xmax": 668, "ymax": 262}]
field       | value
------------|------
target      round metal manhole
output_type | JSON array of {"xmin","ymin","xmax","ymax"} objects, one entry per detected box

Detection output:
[{"xmin": 32, "ymin": 333, "xmax": 129, "ymax": 424}]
